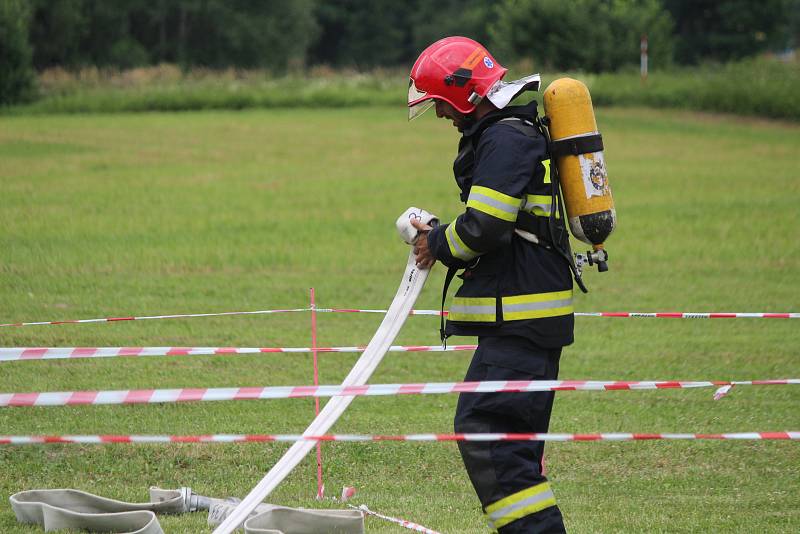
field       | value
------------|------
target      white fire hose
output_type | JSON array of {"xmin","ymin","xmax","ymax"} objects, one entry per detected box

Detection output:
[{"xmin": 212, "ymin": 207, "xmax": 437, "ymax": 533}]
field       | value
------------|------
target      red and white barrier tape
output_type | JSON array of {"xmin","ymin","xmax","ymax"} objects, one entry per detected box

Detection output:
[
  {"xmin": 0, "ymin": 345, "xmax": 478, "ymax": 362},
  {"xmin": 322, "ymin": 308, "xmax": 445, "ymax": 316},
  {"xmin": 3, "ymin": 309, "xmax": 797, "ymax": 327},
  {"xmin": 575, "ymin": 312, "xmax": 799, "ymax": 319},
  {"xmin": 350, "ymin": 504, "xmax": 440, "ymax": 534},
  {"xmin": 0, "ymin": 308, "xmax": 310, "ymax": 327},
  {"xmin": 1, "ymin": 432, "xmax": 798, "ymax": 445},
  {"xmin": 1, "ymin": 379, "xmax": 796, "ymax": 408},
  {"xmin": 326, "ymin": 310, "xmax": 800, "ymax": 319}
]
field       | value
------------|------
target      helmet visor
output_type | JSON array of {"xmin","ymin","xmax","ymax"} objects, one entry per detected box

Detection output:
[
  {"xmin": 408, "ymin": 78, "xmax": 434, "ymax": 120},
  {"xmin": 408, "ymin": 99, "xmax": 434, "ymax": 121}
]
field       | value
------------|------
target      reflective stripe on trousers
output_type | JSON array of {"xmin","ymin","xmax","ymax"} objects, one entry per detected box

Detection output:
[
  {"xmin": 485, "ymin": 482, "xmax": 557, "ymax": 530},
  {"xmin": 454, "ymin": 337, "xmax": 566, "ymax": 533}
]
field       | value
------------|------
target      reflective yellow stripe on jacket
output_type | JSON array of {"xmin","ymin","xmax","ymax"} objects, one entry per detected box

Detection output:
[
  {"xmin": 521, "ymin": 159, "xmax": 555, "ymax": 217},
  {"xmin": 448, "ymin": 296, "xmax": 496, "ymax": 322},
  {"xmin": 502, "ymin": 290, "xmax": 573, "ymax": 321},
  {"xmin": 543, "ymin": 158, "xmax": 551, "ymax": 184},
  {"xmin": 445, "ymin": 222, "xmax": 479, "ymax": 262},
  {"xmin": 449, "ymin": 290, "xmax": 572, "ymax": 323},
  {"xmin": 485, "ymin": 481, "xmax": 557, "ymax": 530},
  {"xmin": 466, "ymin": 186, "xmax": 522, "ymax": 222},
  {"xmin": 522, "ymin": 194, "xmax": 552, "ymax": 217}
]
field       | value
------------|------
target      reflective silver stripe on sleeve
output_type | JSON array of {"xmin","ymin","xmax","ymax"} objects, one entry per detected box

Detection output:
[
  {"xmin": 467, "ymin": 190, "xmax": 520, "ymax": 220},
  {"xmin": 445, "ymin": 223, "xmax": 479, "ymax": 261}
]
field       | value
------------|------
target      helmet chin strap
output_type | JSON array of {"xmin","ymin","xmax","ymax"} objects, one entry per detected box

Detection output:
[
  {"xmin": 458, "ymin": 115, "xmax": 476, "ymax": 133},
  {"xmin": 460, "ymin": 96, "xmax": 498, "ymax": 132},
  {"xmin": 462, "ymin": 93, "xmax": 483, "ymax": 133}
]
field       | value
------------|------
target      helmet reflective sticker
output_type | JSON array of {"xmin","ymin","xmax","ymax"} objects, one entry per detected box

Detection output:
[
  {"xmin": 485, "ymin": 74, "xmax": 541, "ymax": 109},
  {"xmin": 408, "ymin": 99, "xmax": 434, "ymax": 121},
  {"xmin": 483, "ymin": 56, "xmax": 494, "ymax": 68}
]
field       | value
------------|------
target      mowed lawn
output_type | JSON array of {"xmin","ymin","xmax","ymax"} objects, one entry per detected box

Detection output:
[{"xmin": 0, "ymin": 106, "xmax": 798, "ymax": 533}]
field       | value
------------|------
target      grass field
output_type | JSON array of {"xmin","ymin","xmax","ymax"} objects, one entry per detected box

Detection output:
[{"xmin": 1, "ymin": 106, "xmax": 799, "ymax": 533}]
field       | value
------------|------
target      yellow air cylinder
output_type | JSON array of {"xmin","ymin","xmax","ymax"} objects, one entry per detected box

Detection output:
[{"xmin": 543, "ymin": 78, "xmax": 616, "ymax": 260}]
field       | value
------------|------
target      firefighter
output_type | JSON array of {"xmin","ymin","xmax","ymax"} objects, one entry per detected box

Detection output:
[{"xmin": 407, "ymin": 37, "xmax": 572, "ymax": 533}]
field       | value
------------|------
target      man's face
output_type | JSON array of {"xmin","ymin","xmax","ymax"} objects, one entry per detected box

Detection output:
[{"xmin": 435, "ymin": 99, "xmax": 469, "ymax": 131}]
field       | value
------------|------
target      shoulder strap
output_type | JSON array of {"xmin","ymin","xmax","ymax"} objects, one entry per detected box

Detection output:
[
  {"xmin": 497, "ymin": 117, "xmax": 541, "ymax": 139},
  {"xmin": 439, "ymin": 266, "xmax": 459, "ymax": 345},
  {"xmin": 463, "ymin": 100, "xmax": 539, "ymax": 140}
]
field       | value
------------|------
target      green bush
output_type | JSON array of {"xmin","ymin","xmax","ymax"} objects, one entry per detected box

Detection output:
[
  {"xmin": 0, "ymin": 0, "xmax": 35, "ymax": 105},
  {"xmin": 4, "ymin": 58, "xmax": 799, "ymax": 122},
  {"xmin": 5, "ymin": 67, "xmax": 405, "ymax": 114},
  {"xmin": 585, "ymin": 57, "xmax": 800, "ymax": 121}
]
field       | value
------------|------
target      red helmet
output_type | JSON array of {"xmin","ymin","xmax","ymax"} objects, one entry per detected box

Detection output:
[{"xmin": 408, "ymin": 36, "xmax": 507, "ymax": 120}]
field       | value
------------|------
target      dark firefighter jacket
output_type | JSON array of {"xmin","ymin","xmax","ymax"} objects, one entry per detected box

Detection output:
[{"xmin": 426, "ymin": 101, "xmax": 574, "ymax": 348}]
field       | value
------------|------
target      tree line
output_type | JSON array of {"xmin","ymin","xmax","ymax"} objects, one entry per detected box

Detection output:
[{"xmin": 2, "ymin": 0, "xmax": 798, "ymax": 104}]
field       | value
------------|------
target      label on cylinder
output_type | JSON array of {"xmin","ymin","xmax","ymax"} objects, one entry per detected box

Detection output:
[{"xmin": 578, "ymin": 152, "xmax": 610, "ymax": 199}]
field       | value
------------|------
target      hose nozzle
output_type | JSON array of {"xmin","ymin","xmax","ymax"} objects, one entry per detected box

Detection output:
[{"xmin": 179, "ymin": 487, "xmax": 240, "ymax": 512}]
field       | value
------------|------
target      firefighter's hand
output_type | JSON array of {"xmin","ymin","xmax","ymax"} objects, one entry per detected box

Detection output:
[{"xmin": 410, "ymin": 218, "xmax": 436, "ymax": 269}]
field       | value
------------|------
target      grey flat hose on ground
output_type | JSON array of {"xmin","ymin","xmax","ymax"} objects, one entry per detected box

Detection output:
[
  {"xmin": 9, "ymin": 487, "xmax": 363, "ymax": 533},
  {"xmin": 208, "ymin": 501, "xmax": 363, "ymax": 533},
  {"xmin": 9, "ymin": 487, "xmax": 187, "ymax": 533}
]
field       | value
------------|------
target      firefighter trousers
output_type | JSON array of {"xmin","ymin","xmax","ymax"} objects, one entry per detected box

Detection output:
[{"xmin": 454, "ymin": 336, "xmax": 566, "ymax": 533}]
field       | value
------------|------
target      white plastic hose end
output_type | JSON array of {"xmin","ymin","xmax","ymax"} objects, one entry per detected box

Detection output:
[{"xmin": 396, "ymin": 207, "xmax": 438, "ymax": 245}]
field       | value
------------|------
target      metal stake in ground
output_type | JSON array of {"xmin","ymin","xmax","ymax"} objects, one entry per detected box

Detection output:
[{"xmin": 311, "ymin": 287, "xmax": 324, "ymax": 499}]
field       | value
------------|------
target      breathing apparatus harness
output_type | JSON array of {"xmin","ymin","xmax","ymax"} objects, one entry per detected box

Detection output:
[{"xmin": 438, "ymin": 100, "xmax": 587, "ymax": 342}]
